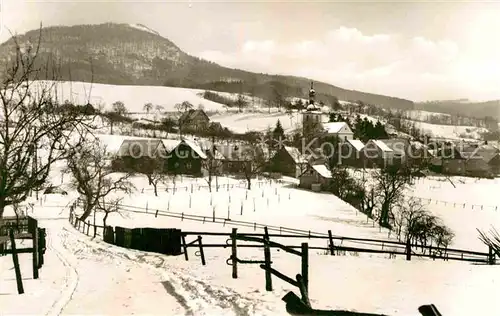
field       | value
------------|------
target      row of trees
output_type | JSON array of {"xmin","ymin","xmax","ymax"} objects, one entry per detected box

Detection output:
[
  {"xmin": 329, "ymin": 113, "xmax": 388, "ymax": 142},
  {"xmin": 0, "ymin": 28, "xmax": 97, "ymax": 218},
  {"xmin": 326, "ymin": 163, "xmax": 454, "ymax": 249}
]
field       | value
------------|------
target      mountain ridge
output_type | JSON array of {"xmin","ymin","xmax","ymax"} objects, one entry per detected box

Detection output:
[{"xmin": 1, "ymin": 22, "xmax": 496, "ymax": 118}]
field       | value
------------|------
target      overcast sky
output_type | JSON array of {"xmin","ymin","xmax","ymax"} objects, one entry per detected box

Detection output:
[{"xmin": 3, "ymin": 0, "xmax": 500, "ymax": 102}]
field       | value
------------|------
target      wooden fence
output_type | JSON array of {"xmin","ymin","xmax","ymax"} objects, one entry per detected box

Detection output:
[
  {"xmin": 69, "ymin": 210, "xmax": 105, "ymax": 238},
  {"xmin": 69, "ymin": 209, "xmax": 182, "ymax": 256},
  {"xmin": 180, "ymin": 229, "xmax": 495, "ymax": 265},
  {"xmin": 68, "ymin": 199, "xmax": 496, "ymax": 265},
  {"xmin": 0, "ymin": 216, "xmax": 46, "ymax": 294},
  {"xmin": 181, "ymin": 228, "xmax": 444, "ymax": 315}
]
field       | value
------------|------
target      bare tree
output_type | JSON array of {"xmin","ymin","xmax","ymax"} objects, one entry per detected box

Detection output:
[
  {"xmin": 393, "ymin": 197, "xmax": 427, "ymax": 242},
  {"xmin": 98, "ymin": 197, "xmax": 123, "ymax": 228},
  {"xmin": 394, "ymin": 198, "xmax": 454, "ymax": 252},
  {"xmin": 235, "ymin": 94, "xmax": 248, "ymax": 113},
  {"xmin": 0, "ymin": 27, "xmax": 93, "ymax": 218},
  {"xmin": 135, "ymin": 156, "xmax": 170, "ymax": 197},
  {"xmin": 66, "ymin": 140, "xmax": 134, "ymax": 221},
  {"xmin": 155, "ymin": 104, "xmax": 164, "ymax": 113},
  {"xmin": 175, "ymin": 101, "xmax": 194, "ymax": 136},
  {"xmin": 201, "ymin": 140, "xmax": 223, "ymax": 192},
  {"xmin": 360, "ymin": 187, "xmax": 376, "ymax": 218},
  {"xmin": 112, "ymin": 101, "xmax": 127, "ymax": 115},
  {"xmin": 478, "ymin": 228, "xmax": 500, "ymax": 257},
  {"xmin": 143, "ymin": 102, "xmax": 153, "ymax": 114},
  {"xmin": 373, "ymin": 165, "xmax": 412, "ymax": 228},
  {"xmin": 239, "ymin": 142, "xmax": 270, "ymax": 190}
]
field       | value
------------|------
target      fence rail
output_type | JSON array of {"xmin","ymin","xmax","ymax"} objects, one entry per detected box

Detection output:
[
  {"xmin": 181, "ymin": 230, "xmax": 495, "ymax": 264},
  {"xmin": 69, "ymin": 199, "xmax": 496, "ymax": 265}
]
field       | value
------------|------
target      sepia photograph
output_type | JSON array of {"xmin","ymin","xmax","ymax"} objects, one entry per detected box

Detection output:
[{"xmin": 1, "ymin": 1, "xmax": 500, "ymax": 315}]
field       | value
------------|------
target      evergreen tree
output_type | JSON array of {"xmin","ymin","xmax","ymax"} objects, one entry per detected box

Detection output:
[{"xmin": 273, "ymin": 119, "xmax": 285, "ymax": 138}]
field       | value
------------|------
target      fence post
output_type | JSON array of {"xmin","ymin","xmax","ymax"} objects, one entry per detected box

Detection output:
[
  {"xmin": 488, "ymin": 246, "xmax": 495, "ymax": 265},
  {"xmin": 38, "ymin": 228, "xmax": 45, "ymax": 268},
  {"xmin": 406, "ymin": 238, "xmax": 411, "ymax": 261},
  {"xmin": 28, "ymin": 217, "xmax": 39, "ymax": 279},
  {"xmin": 86, "ymin": 221, "xmax": 90, "ymax": 236},
  {"xmin": 327, "ymin": 230, "xmax": 335, "ymax": 256},
  {"xmin": 181, "ymin": 234, "xmax": 189, "ymax": 261},
  {"xmin": 197, "ymin": 236, "xmax": 206, "ymax": 266},
  {"xmin": 263, "ymin": 227, "xmax": 272, "ymax": 291},
  {"xmin": 231, "ymin": 228, "xmax": 238, "ymax": 279},
  {"xmin": 301, "ymin": 243, "xmax": 309, "ymax": 292},
  {"xmin": 9, "ymin": 229, "xmax": 24, "ymax": 294}
]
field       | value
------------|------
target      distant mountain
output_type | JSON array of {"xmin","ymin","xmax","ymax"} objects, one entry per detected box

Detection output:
[
  {"xmin": 415, "ymin": 100, "xmax": 500, "ymax": 119},
  {"xmin": 0, "ymin": 23, "xmax": 415, "ymax": 110}
]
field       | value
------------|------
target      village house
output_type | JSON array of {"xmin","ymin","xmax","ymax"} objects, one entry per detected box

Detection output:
[
  {"xmin": 179, "ymin": 109, "xmax": 210, "ymax": 131},
  {"xmin": 299, "ymin": 164, "xmax": 332, "ymax": 191},
  {"xmin": 321, "ymin": 121, "xmax": 354, "ymax": 142},
  {"xmin": 113, "ymin": 138, "xmax": 206, "ymax": 176},
  {"xmin": 456, "ymin": 144, "xmax": 499, "ymax": 177},
  {"xmin": 269, "ymin": 146, "xmax": 309, "ymax": 178},
  {"xmin": 407, "ymin": 140, "xmax": 431, "ymax": 167},
  {"xmin": 338, "ymin": 139, "xmax": 365, "ymax": 167},
  {"xmin": 430, "ymin": 144, "xmax": 463, "ymax": 174},
  {"xmin": 166, "ymin": 139, "xmax": 207, "ymax": 176},
  {"xmin": 216, "ymin": 144, "xmax": 254, "ymax": 175},
  {"xmin": 361, "ymin": 139, "xmax": 394, "ymax": 168},
  {"xmin": 112, "ymin": 139, "xmax": 169, "ymax": 172},
  {"xmin": 379, "ymin": 138, "xmax": 410, "ymax": 165}
]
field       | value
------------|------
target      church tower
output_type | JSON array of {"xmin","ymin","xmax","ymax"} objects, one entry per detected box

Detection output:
[{"xmin": 302, "ymin": 82, "xmax": 323, "ymax": 146}]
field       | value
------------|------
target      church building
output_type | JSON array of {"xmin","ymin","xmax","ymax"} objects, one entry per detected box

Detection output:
[{"xmin": 301, "ymin": 82, "xmax": 353, "ymax": 148}]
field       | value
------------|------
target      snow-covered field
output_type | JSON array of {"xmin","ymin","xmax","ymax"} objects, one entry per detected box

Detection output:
[
  {"xmin": 3, "ymin": 165, "xmax": 500, "ymax": 315},
  {"xmin": 33, "ymin": 81, "xmax": 229, "ymax": 113},
  {"xmin": 408, "ymin": 120, "xmax": 488, "ymax": 140},
  {"xmin": 30, "ymin": 80, "xmax": 493, "ymax": 140},
  {"xmin": 209, "ymin": 112, "xmax": 304, "ymax": 133},
  {"xmin": 403, "ymin": 110, "xmax": 451, "ymax": 121}
]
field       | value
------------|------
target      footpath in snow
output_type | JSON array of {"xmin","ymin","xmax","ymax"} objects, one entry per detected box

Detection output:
[
  {"xmin": 1, "ymin": 210, "xmax": 284, "ymax": 316},
  {"xmin": 1, "ymin": 218, "xmax": 185, "ymax": 315}
]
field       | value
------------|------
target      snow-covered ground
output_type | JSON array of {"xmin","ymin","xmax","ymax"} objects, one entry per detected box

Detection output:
[
  {"xmin": 209, "ymin": 112, "xmax": 303, "ymax": 133},
  {"xmin": 33, "ymin": 81, "xmax": 229, "ymax": 113},
  {"xmin": 408, "ymin": 120, "xmax": 488, "ymax": 140},
  {"xmin": 403, "ymin": 110, "xmax": 451, "ymax": 121},
  {"xmin": 30, "ymin": 80, "xmax": 492, "ymax": 140},
  {"xmin": 3, "ymin": 168, "xmax": 500, "ymax": 315}
]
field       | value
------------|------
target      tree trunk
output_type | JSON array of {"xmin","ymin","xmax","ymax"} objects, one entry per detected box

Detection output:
[
  {"xmin": 246, "ymin": 177, "xmax": 252, "ymax": 190},
  {"xmin": 207, "ymin": 177, "xmax": 212, "ymax": 193},
  {"xmin": 103, "ymin": 212, "xmax": 109, "ymax": 228},
  {"xmin": 379, "ymin": 201, "xmax": 391, "ymax": 228},
  {"xmin": 153, "ymin": 183, "xmax": 158, "ymax": 197},
  {"xmin": 79, "ymin": 204, "xmax": 94, "ymax": 221}
]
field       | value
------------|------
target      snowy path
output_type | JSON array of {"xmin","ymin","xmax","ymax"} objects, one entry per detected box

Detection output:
[
  {"xmin": 56, "ymin": 223, "xmax": 282, "ymax": 315},
  {"xmin": 1, "ymin": 217, "xmax": 282, "ymax": 315},
  {"xmin": 1, "ymin": 219, "xmax": 185, "ymax": 315}
]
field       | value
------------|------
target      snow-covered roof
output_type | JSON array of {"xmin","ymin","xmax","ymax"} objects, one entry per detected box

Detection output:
[
  {"xmin": 323, "ymin": 122, "xmax": 349, "ymax": 134},
  {"xmin": 161, "ymin": 139, "xmax": 181, "ymax": 152},
  {"xmin": 180, "ymin": 138, "xmax": 208, "ymax": 159},
  {"xmin": 117, "ymin": 139, "xmax": 165, "ymax": 157},
  {"xmin": 284, "ymin": 146, "xmax": 308, "ymax": 164},
  {"xmin": 410, "ymin": 140, "xmax": 425, "ymax": 150},
  {"xmin": 347, "ymin": 139, "xmax": 365, "ymax": 151},
  {"xmin": 306, "ymin": 103, "xmax": 318, "ymax": 111},
  {"xmin": 371, "ymin": 140, "xmax": 393, "ymax": 152},
  {"xmin": 312, "ymin": 164, "xmax": 332, "ymax": 179}
]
